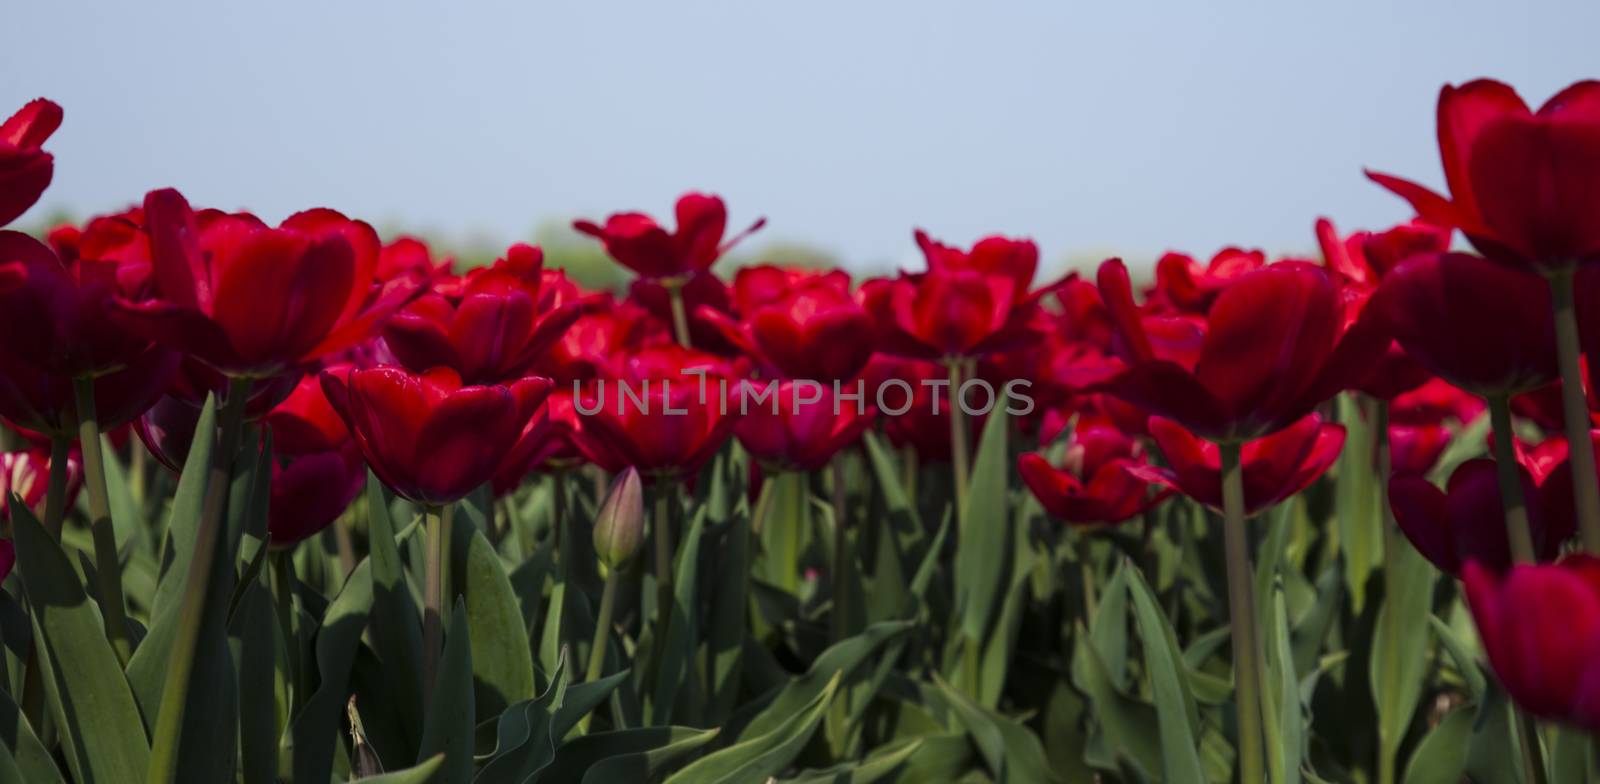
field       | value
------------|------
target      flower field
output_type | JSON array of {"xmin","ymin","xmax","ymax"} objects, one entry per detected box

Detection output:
[{"xmin": 0, "ymin": 78, "xmax": 1598, "ymax": 783}]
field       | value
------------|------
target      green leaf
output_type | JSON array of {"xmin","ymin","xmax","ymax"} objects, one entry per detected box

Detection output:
[
  {"xmin": 891, "ymin": 732, "xmax": 978, "ymax": 784},
  {"xmin": 354, "ymin": 753, "xmax": 445, "ymax": 783},
  {"xmin": 366, "ymin": 473, "xmax": 426, "ymax": 754},
  {"xmin": 650, "ymin": 504, "xmax": 707, "ymax": 725},
  {"xmin": 147, "ymin": 394, "xmax": 218, "ymax": 618},
  {"xmin": 757, "ymin": 470, "xmax": 809, "ymax": 594},
  {"xmin": 1071, "ymin": 629, "xmax": 1159, "ymax": 780},
  {"xmin": 931, "ymin": 673, "xmax": 1059, "ymax": 784},
  {"xmin": 1428, "ymin": 615, "xmax": 1486, "ymax": 702},
  {"xmin": 1370, "ymin": 530, "xmax": 1437, "ymax": 784},
  {"xmin": 707, "ymin": 500, "xmax": 752, "ymax": 724},
  {"xmin": 778, "ymin": 737, "xmax": 922, "ymax": 783},
  {"xmin": 419, "ymin": 600, "xmax": 475, "ymax": 784},
  {"xmin": 955, "ymin": 406, "xmax": 1011, "ymax": 644},
  {"xmin": 0, "ymin": 681, "xmax": 65, "ymax": 783},
  {"xmin": 663, "ymin": 671, "xmax": 841, "ymax": 784},
  {"xmin": 1402, "ymin": 706, "xmax": 1472, "ymax": 784},
  {"xmin": 1335, "ymin": 394, "xmax": 1382, "ymax": 611},
  {"xmin": 99, "ymin": 434, "xmax": 142, "ymax": 553},
  {"xmin": 537, "ymin": 725, "xmax": 720, "ymax": 783},
  {"xmin": 1089, "ymin": 559, "xmax": 1131, "ymax": 691},
  {"xmin": 453, "ymin": 519, "xmax": 536, "ymax": 720},
  {"xmin": 10, "ymin": 498, "xmax": 151, "ymax": 783},
  {"xmin": 1261, "ymin": 583, "xmax": 1303, "ymax": 784},
  {"xmin": 291, "ymin": 559, "xmax": 375, "ymax": 783},
  {"xmin": 737, "ymin": 620, "xmax": 912, "ymax": 743},
  {"xmin": 231, "ymin": 573, "xmax": 279, "ymax": 784},
  {"xmin": 476, "ymin": 652, "xmax": 569, "ymax": 783},
  {"xmin": 1126, "ymin": 563, "xmax": 1205, "ymax": 783}
]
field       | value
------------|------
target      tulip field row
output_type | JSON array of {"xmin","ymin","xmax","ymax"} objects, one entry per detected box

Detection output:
[{"xmin": 0, "ymin": 77, "xmax": 1597, "ymax": 783}]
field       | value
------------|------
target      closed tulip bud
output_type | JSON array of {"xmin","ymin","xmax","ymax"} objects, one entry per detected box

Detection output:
[{"xmin": 593, "ymin": 467, "xmax": 644, "ymax": 569}]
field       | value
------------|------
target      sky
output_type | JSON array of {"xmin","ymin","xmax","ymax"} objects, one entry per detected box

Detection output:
[{"xmin": 3, "ymin": 1, "xmax": 1595, "ymax": 273}]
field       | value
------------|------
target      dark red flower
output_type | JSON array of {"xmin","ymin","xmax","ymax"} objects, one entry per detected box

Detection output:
[
  {"xmin": 1388, "ymin": 424, "xmax": 1453, "ymax": 478},
  {"xmin": 1129, "ymin": 415, "xmax": 1345, "ymax": 515},
  {"xmin": 320, "ymin": 366, "xmax": 550, "ymax": 505},
  {"xmin": 1463, "ymin": 556, "xmax": 1600, "ymax": 729},
  {"xmin": 382, "ymin": 244, "xmax": 585, "ymax": 385},
  {"xmin": 1146, "ymin": 248, "xmax": 1265, "ymax": 314},
  {"xmin": 574, "ymin": 192, "xmax": 764, "ymax": 279},
  {"xmin": 1371, "ymin": 252, "xmax": 1557, "ymax": 396},
  {"xmin": 378, "ymin": 236, "xmax": 451, "ymax": 281},
  {"xmin": 1389, "ymin": 459, "xmax": 1570, "ymax": 575},
  {"xmin": 491, "ymin": 391, "xmax": 586, "ymax": 495},
  {"xmin": 267, "ymin": 448, "xmax": 365, "ymax": 546},
  {"xmin": 539, "ymin": 294, "xmax": 666, "ymax": 384},
  {"xmin": 628, "ymin": 271, "xmax": 740, "ymax": 354},
  {"xmin": 1370, "ymin": 80, "xmax": 1600, "ymax": 271},
  {"xmin": 703, "ymin": 266, "xmax": 875, "ymax": 382},
  {"xmin": 1316, "ymin": 216, "xmax": 1452, "ymax": 290},
  {"xmin": 735, "ymin": 379, "xmax": 873, "ymax": 471},
  {"xmin": 0, "ymin": 99, "xmax": 62, "ymax": 228},
  {"xmin": 113, "ymin": 189, "xmax": 420, "ymax": 377},
  {"xmin": 569, "ymin": 346, "xmax": 741, "ymax": 480},
  {"xmin": 265, "ymin": 371, "xmax": 353, "ymax": 455},
  {"xmin": 1018, "ymin": 425, "xmax": 1169, "ymax": 525},
  {"xmin": 0, "ymin": 444, "xmax": 82, "ymax": 524},
  {"xmin": 1095, "ymin": 258, "xmax": 1382, "ymax": 441}
]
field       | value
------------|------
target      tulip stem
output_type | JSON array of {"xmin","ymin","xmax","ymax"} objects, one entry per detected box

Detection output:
[
  {"xmin": 1375, "ymin": 398, "xmax": 1404, "ymax": 784},
  {"xmin": 1487, "ymin": 395, "xmax": 1538, "ymax": 564},
  {"xmin": 72, "ymin": 377, "xmax": 133, "ymax": 667},
  {"xmin": 585, "ymin": 567, "xmax": 621, "ymax": 684},
  {"xmin": 1517, "ymin": 712, "xmax": 1550, "ymax": 784},
  {"xmin": 422, "ymin": 503, "xmax": 449, "ymax": 710},
  {"xmin": 653, "ymin": 486, "xmax": 676, "ymax": 639},
  {"xmin": 831, "ymin": 453, "xmax": 850, "ymax": 641},
  {"xmin": 1219, "ymin": 441, "xmax": 1266, "ymax": 784},
  {"xmin": 946, "ymin": 360, "xmax": 970, "ymax": 526},
  {"xmin": 148, "ymin": 376, "xmax": 252, "ymax": 784},
  {"xmin": 666, "ymin": 280, "xmax": 694, "ymax": 348},
  {"xmin": 42, "ymin": 435, "xmax": 70, "ymax": 538},
  {"xmin": 1548, "ymin": 268, "xmax": 1600, "ymax": 552}
]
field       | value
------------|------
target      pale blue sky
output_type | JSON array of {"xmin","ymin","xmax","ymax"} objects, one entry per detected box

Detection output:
[{"xmin": 4, "ymin": 1, "xmax": 1594, "ymax": 271}]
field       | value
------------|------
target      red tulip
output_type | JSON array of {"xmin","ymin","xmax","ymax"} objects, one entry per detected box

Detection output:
[
  {"xmin": 702, "ymin": 266, "xmax": 875, "ymax": 382},
  {"xmin": 1389, "ymin": 459, "xmax": 1571, "ymax": 575},
  {"xmin": 868, "ymin": 357, "xmax": 978, "ymax": 462},
  {"xmin": 0, "ymin": 444, "xmax": 82, "ymax": 523},
  {"xmin": 1371, "ymin": 252, "xmax": 1557, "ymax": 396},
  {"xmin": 1018, "ymin": 425, "xmax": 1169, "ymax": 525},
  {"xmin": 378, "ymin": 236, "xmax": 452, "ymax": 281},
  {"xmin": 1387, "ymin": 424, "xmax": 1453, "ymax": 478},
  {"xmin": 539, "ymin": 294, "xmax": 666, "ymax": 384},
  {"xmin": 1129, "ymin": 415, "xmax": 1345, "ymax": 515},
  {"xmin": 569, "ymin": 345, "xmax": 741, "ymax": 480},
  {"xmin": 1462, "ymin": 556, "xmax": 1600, "ymax": 729},
  {"xmin": 628, "ymin": 272, "xmax": 740, "ymax": 354},
  {"xmin": 265, "ymin": 371, "xmax": 352, "ymax": 455},
  {"xmin": 1095, "ymin": 258, "xmax": 1382, "ymax": 441},
  {"xmin": 1146, "ymin": 248, "xmax": 1265, "ymax": 314},
  {"xmin": 1370, "ymin": 80, "xmax": 1600, "ymax": 271},
  {"xmin": 267, "ymin": 447, "xmax": 365, "ymax": 546},
  {"xmin": 574, "ymin": 192, "xmax": 764, "ymax": 279},
  {"xmin": 0, "ymin": 98, "xmax": 62, "ymax": 228},
  {"xmin": 382, "ymin": 244, "xmax": 585, "ymax": 384},
  {"xmin": 113, "ymin": 189, "xmax": 420, "ymax": 377},
  {"xmin": 320, "ymin": 366, "xmax": 550, "ymax": 505},
  {"xmin": 735, "ymin": 379, "xmax": 873, "ymax": 471},
  {"xmin": 491, "ymin": 391, "xmax": 585, "ymax": 495}
]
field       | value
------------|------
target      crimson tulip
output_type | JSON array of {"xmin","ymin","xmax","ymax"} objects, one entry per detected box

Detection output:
[
  {"xmin": 569, "ymin": 345, "xmax": 741, "ymax": 480},
  {"xmin": 1095, "ymin": 258, "xmax": 1382, "ymax": 442},
  {"xmin": 735, "ymin": 380, "xmax": 873, "ymax": 471},
  {"xmin": 491, "ymin": 391, "xmax": 584, "ymax": 495},
  {"xmin": 320, "ymin": 366, "xmax": 550, "ymax": 505},
  {"xmin": 1370, "ymin": 80, "xmax": 1600, "ymax": 271},
  {"xmin": 0, "ymin": 444, "xmax": 82, "ymax": 523},
  {"xmin": 702, "ymin": 266, "xmax": 875, "ymax": 383},
  {"xmin": 382, "ymin": 243, "xmax": 585, "ymax": 384},
  {"xmin": 1018, "ymin": 425, "xmax": 1169, "ymax": 525},
  {"xmin": 1146, "ymin": 247, "xmax": 1265, "ymax": 315},
  {"xmin": 628, "ymin": 272, "xmax": 741, "ymax": 354},
  {"xmin": 0, "ymin": 98, "xmax": 61, "ymax": 228},
  {"xmin": 1462, "ymin": 556, "xmax": 1600, "ymax": 730},
  {"xmin": 1129, "ymin": 415, "xmax": 1345, "ymax": 515},
  {"xmin": 574, "ymin": 192, "xmax": 764, "ymax": 280},
  {"xmin": 113, "ymin": 189, "xmax": 419, "ymax": 377},
  {"xmin": 1390, "ymin": 459, "xmax": 1571, "ymax": 575},
  {"xmin": 1371, "ymin": 252, "xmax": 1557, "ymax": 396},
  {"xmin": 538, "ymin": 294, "xmax": 665, "ymax": 384}
]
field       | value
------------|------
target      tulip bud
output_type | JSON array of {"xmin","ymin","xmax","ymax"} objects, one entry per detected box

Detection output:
[{"xmin": 593, "ymin": 467, "xmax": 644, "ymax": 569}]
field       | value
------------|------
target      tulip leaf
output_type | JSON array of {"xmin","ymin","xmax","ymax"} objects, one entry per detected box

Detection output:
[
  {"xmin": 931, "ymin": 673, "xmax": 1059, "ymax": 784},
  {"xmin": 475, "ymin": 652, "xmax": 569, "ymax": 783},
  {"xmin": 978, "ymin": 548, "xmax": 1034, "ymax": 708},
  {"xmin": 707, "ymin": 500, "xmax": 752, "ymax": 724},
  {"xmin": 955, "ymin": 405, "xmax": 1011, "ymax": 645},
  {"xmin": 551, "ymin": 726, "xmax": 721, "ymax": 784},
  {"xmin": 1335, "ymin": 394, "xmax": 1382, "ymax": 611},
  {"xmin": 231, "ymin": 572, "xmax": 279, "ymax": 784},
  {"xmin": 10, "ymin": 498, "xmax": 151, "ymax": 783},
  {"xmin": 98, "ymin": 434, "xmax": 142, "ymax": 553},
  {"xmin": 451, "ymin": 514, "xmax": 536, "ymax": 721},
  {"xmin": 354, "ymin": 753, "xmax": 445, "ymax": 783},
  {"xmin": 0, "ymin": 678, "xmax": 65, "ymax": 784},
  {"xmin": 418, "ymin": 600, "xmax": 475, "ymax": 784},
  {"xmin": 757, "ymin": 470, "xmax": 809, "ymax": 594},
  {"xmin": 649, "ymin": 502, "xmax": 706, "ymax": 725},
  {"xmin": 148, "ymin": 393, "xmax": 218, "ymax": 617},
  {"xmin": 365, "ymin": 473, "xmax": 426, "ymax": 754},
  {"xmin": 776, "ymin": 737, "xmax": 922, "ymax": 783},
  {"xmin": 291, "ymin": 558, "xmax": 374, "ymax": 783},
  {"xmin": 1401, "ymin": 703, "xmax": 1472, "ymax": 784},
  {"xmin": 1428, "ymin": 615, "xmax": 1486, "ymax": 702},
  {"xmin": 735, "ymin": 620, "xmax": 912, "ymax": 743},
  {"xmin": 1070, "ymin": 628, "xmax": 1159, "ymax": 779},
  {"xmin": 663, "ymin": 671, "xmax": 840, "ymax": 784},
  {"xmin": 1089, "ymin": 558, "xmax": 1131, "ymax": 691},
  {"xmin": 1370, "ymin": 529, "xmax": 1436, "ymax": 784},
  {"xmin": 1126, "ymin": 562, "xmax": 1205, "ymax": 784},
  {"xmin": 1261, "ymin": 582, "xmax": 1304, "ymax": 784}
]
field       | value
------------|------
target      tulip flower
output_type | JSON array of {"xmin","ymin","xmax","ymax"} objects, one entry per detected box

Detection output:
[
  {"xmin": 1389, "ymin": 459, "xmax": 1572, "ymax": 575},
  {"xmin": 382, "ymin": 244, "xmax": 585, "ymax": 384},
  {"xmin": 1128, "ymin": 415, "xmax": 1345, "ymax": 516},
  {"xmin": 574, "ymin": 192, "xmax": 765, "ymax": 280},
  {"xmin": 261, "ymin": 372, "xmax": 365, "ymax": 545},
  {"xmin": 627, "ymin": 271, "xmax": 738, "ymax": 352},
  {"xmin": 1018, "ymin": 425, "xmax": 1169, "ymax": 525},
  {"xmin": 1146, "ymin": 247, "xmax": 1265, "ymax": 315},
  {"xmin": 491, "ymin": 391, "xmax": 584, "ymax": 495},
  {"xmin": 0, "ymin": 98, "xmax": 61, "ymax": 228},
  {"xmin": 735, "ymin": 379, "xmax": 874, "ymax": 472},
  {"xmin": 538, "ymin": 294, "xmax": 665, "ymax": 384},
  {"xmin": 113, "ymin": 189, "xmax": 420, "ymax": 378},
  {"xmin": 1462, "ymin": 556, "xmax": 1600, "ymax": 730},
  {"xmin": 319, "ymin": 366, "xmax": 551, "ymax": 505},
  {"xmin": 569, "ymin": 346, "xmax": 740, "ymax": 481},
  {"xmin": 701, "ymin": 266, "xmax": 876, "ymax": 383},
  {"xmin": 1095, "ymin": 258, "xmax": 1382, "ymax": 442},
  {"xmin": 0, "ymin": 444, "xmax": 82, "ymax": 524}
]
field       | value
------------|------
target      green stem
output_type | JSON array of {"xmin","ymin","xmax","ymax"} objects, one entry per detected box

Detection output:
[
  {"xmin": 147, "ymin": 376, "xmax": 251, "ymax": 784},
  {"xmin": 947, "ymin": 360, "xmax": 970, "ymax": 526},
  {"xmin": 1219, "ymin": 441, "xmax": 1266, "ymax": 784},
  {"xmin": 1519, "ymin": 712, "xmax": 1550, "ymax": 784},
  {"xmin": 1375, "ymin": 399, "xmax": 1402, "ymax": 784},
  {"xmin": 1077, "ymin": 532, "xmax": 1097, "ymax": 627},
  {"xmin": 666, "ymin": 279, "xmax": 693, "ymax": 348},
  {"xmin": 831, "ymin": 454, "xmax": 849, "ymax": 641},
  {"xmin": 653, "ymin": 486, "xmax": 676, "ymax": 639},
  {"xmin": 1549, "ymin": 268, "xmax": 1600, "ymax": 552},
  {"xmin": 585, "ymin": 569, "xmax": 621, "ymax": 683},
  {"xmin": 269, "ymin": 550, "xmax": 302, "ymax": 710},
  {"xmin": 1488, "ymin": 395, "xmax": 1538, "ymax": 564},
  {"xmin": 422, "ymin": 503, "xmax": 447, "ymax": 709},
  {"xmin": 72, "ymin": 377, "xmax": 133, "ymax": 666},
  {"xmin": 42, "ymin": 435, "xmax": 70, "ymax": 538}
]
